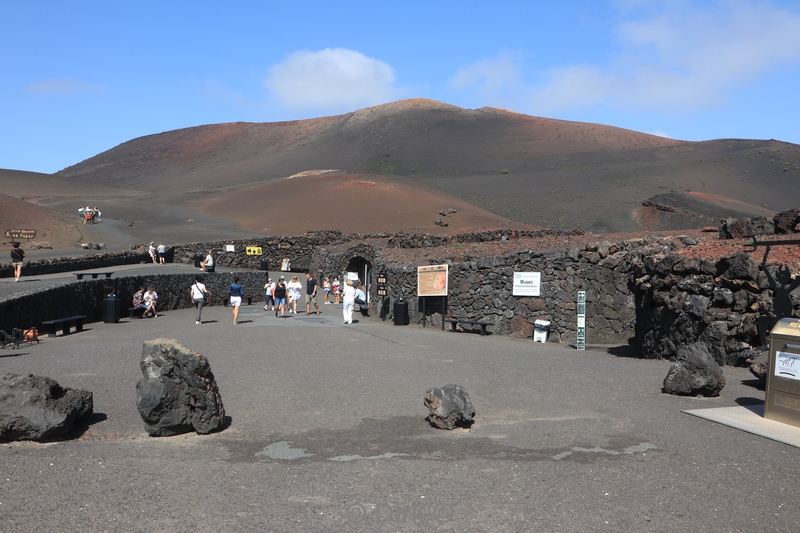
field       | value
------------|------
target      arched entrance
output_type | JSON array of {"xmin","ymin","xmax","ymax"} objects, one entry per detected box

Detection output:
[{"xmin": 345, "ymin": 256, "xmax": 373, "ymax": 290}]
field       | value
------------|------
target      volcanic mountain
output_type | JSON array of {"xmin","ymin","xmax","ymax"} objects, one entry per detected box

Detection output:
[{"xmin": 2, "ymin": 98, "xmax": 799, "ymax": 253}]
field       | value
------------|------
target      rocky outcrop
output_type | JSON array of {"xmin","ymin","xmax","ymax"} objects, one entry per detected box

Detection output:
[
  {"xmin": 0, "ymin": 373, "xmax": 93, "ymax": 442},
  {"xmin": 424, "ymin": 384, "xmax": 475, "ymax": 429},
  {"xmin": 663, "ymin": 343, "xmax": 726, "ymax": 397},
  {"xmin": 632, "ymin": 251, "xmax": 767, "ymax": 366},
  {"xmin": 719, "ymin": 208, "xmax": 800, "ymax": 239},
  {"xmin": 136, "ymin": 339, "xmax": 226, "ymax": 437}
]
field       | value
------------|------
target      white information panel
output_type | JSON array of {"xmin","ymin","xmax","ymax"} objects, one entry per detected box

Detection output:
[
  {"xmin": 513, "ymin": 272, "xmax": 541, "ymax": 296},
  {"xmin": 577, "ymin": 291, "xmax": 586, "ymax": 351},
  {"xmin": 775, "ymin": 351, "xmax": 800, "ymax": 380}
]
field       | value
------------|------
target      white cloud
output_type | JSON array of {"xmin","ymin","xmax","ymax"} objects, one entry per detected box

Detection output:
[
  {"xmin": 264, "ymin": 48, "xmax": 400, "ymax": 112},
  {"xmin": 452, "ymin": 1, "xmax": 800, "ymax": 115},
  {"xmin": 448, "ymin": 51, "xmax": 524, "ymax": 94},
  {"xmin": 25, "ymin": 78, "xmax": 107, "ymax": 95}
]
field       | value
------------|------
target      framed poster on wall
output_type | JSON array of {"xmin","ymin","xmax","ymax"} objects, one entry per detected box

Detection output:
[{"xmin": 417, "ymin": 264, "xmax": 448, "ymax": 297}]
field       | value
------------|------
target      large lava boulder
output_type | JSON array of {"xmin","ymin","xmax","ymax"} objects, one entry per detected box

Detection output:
[
  {"xmin": 424, "ymin": 384, "xmax": 475, "ymax": 429},
  {"xmin": 663, "ymin": 342, "xmax": 726, "ymax": 397},
  {"xmin": 0, "ymin": 373, "xmax": 93, "ymax": 442},
  {"xmin": 136, "ymin": 338, "xmax": 226, "ymax": 437}
]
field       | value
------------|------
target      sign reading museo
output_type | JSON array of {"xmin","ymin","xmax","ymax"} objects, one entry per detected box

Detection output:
[{"xmin": 512, "ymin": 272, "xmax": 541, "ymax": 296}]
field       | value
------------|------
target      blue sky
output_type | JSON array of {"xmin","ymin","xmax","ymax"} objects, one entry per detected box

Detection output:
[{"xmin": 2, "ymin": 0, "xmax": 800, "ymax": 174}]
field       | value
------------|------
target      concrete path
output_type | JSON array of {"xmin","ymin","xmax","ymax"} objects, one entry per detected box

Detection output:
[{"xmin": 0, "ymin": 288, "xmax": 797, "ymax": 531}]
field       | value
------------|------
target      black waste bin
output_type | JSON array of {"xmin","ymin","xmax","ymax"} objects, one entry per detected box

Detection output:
[
  {"xmin": 393, "ymin": 298, "xmax": 409, "ymax": 326},
  {"xmin": 103, "ymin": 295, "xmax": 121, "ymax": 324},
  {"xmin": 260, "ymin": 258, "xmax": 268, "ymax": 271},
  {"xmin": 194, "ymin": 253, "xmax": 204, "ymax": 268}
]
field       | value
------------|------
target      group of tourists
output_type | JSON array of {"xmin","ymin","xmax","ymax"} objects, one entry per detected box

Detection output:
[
  {"xmin": 263, "ymin": 273, "xmax": 321, "ymax": 318},
  {"xmin": 78, "ymin": 206, "xmax": 101, "ymax": 224},
  {"xmin": 261, "ymin": 273, "xmax": 366, "ymax": 324},
  {"xmin": 148, "ymin": 242, "xmax": 168, "ymax": 264},
  {"xmin": 131, "ymin": 286, "xmax": 158, "ymax": 318}
]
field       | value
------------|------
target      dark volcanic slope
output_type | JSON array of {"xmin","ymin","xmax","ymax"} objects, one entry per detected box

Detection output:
[{"xmin": 52, "ymin": 99, "xmax": 800, "ymax": 232}]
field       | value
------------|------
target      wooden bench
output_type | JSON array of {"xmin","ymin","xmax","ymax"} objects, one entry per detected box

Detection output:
[
  {"xmin": 41, "ymin": 315, "xmax": 87, "ymax": 337},
  {"xmin": 443, "ymin": 318, "xmax": 492, "ymax": 336},
  {"xmin": 74, "ymin": 272, "xmax": 114, "ymax": 280}
]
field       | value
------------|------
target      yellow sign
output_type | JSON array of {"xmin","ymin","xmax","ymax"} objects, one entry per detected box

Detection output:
[
  {"xmin": 246, "ymin": 246, "xmax": 262, "ymax": 256},
  {"xmin": 4, "ymin": 229, "xmax": 36, "ymax": 240}
]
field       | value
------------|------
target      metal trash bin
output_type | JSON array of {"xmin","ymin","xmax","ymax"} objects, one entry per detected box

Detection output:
[
  {"xmin": 260, "ymin": 258, "xmax": 268, "ymax": 271},
  {"xmin": 103, "ymin": 295, "xmax": 121, "ymax": 324},
  {"xmin": 533, "ymin": 319, "xmax": 550, "ymax": 343},
  {"xmin": 194, "ymin": 253, "xmax": 204, "ymax": 268},
  {"xmin": 765, "ymin": 318, "xmax": 800, "ymax": 428},
  {"xmin": 393, "ymin": 298, "xmax": 409, "ymax": 326}
]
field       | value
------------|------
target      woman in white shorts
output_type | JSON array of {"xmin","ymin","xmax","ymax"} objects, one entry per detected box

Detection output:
[{"xmin": 227, "ymin": 276, "xmax": 244, "ymax": 324}]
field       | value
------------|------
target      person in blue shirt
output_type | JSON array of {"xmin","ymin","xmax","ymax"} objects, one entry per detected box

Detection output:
[{"xmin": 227, "ymin": 276, "xmax": 244, "ymax": 324}]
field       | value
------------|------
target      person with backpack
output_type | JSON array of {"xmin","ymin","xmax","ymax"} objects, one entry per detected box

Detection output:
[{"xmin": 190, "ymin": 275, "xmax": 210, "ymax": 324}]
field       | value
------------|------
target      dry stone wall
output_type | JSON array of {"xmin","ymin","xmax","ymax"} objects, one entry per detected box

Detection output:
[{"xmin": 2, "ymin": 228, "xmax": 797, "ymax": 368}]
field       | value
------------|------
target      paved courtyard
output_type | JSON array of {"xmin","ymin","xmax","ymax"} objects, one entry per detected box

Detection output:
[{"xmin": 1, "ymin": 269, "xmax": 798, "ymax": 531}]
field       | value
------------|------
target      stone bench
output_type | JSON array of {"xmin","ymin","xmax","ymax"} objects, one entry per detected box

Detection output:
[
  {"xmin": 41, "ymin": 315, "xmax": 87, "ymax": 337},
  {"xmin": 443, "ymin": 318, "xmax": 492, "ymax": 336},
  {"xmin": 74, "ymin": 272, "xmax": 114, "ymax": 280}
]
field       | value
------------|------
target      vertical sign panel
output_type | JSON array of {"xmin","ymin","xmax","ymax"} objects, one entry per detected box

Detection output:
[{"xmin": 577, "ymin": 290, "xmax": 586, "ymax": 351}]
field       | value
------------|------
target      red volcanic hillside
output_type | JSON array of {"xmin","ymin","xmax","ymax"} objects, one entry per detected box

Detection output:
[{"xmin": 2, "ymin": 99, "xmax": 800, "ymax": 253}]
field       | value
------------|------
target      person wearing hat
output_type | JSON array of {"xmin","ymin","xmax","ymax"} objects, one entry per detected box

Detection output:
[
  {"xmin": 264, "ymin": 277, "xmax": 276, "ymax": 310},
  {"xmin": 286, "ymin": 275, "xmax": 303, "ymax": 314},
  {"xmin": 272, "ymin": 276, "xmax": 288, "ymax": 317}
]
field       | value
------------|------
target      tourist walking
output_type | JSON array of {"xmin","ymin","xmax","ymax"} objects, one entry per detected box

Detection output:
[
  {"xmin": 287, "ymin": 275, "xmax": 303, "ymax": 314},
  {"xmin": 305, "ymin": 272, "xmax": 320, "ymax": 315},
  {"xmin": 323, "ymin": 277, "xmax": 331, "ymax": 304},
  {"xmin": 342, "ymin": 279, "xmax": 355, "ymax": 324},
  {"xmin": 264, "ymin": 278, "xmax": 275, "ymax": 310},
  {"xmin": 272, "ymin": 276, "xmax": 288, "ymax": 317},
  {"xmin": 10, "ymin": 242, "xmax": 25, "ymax": 282},
  {"xmin": 332, "ymin": 278, "xmax": 340, "ymax": 304},
  {"xmin": 190, "ymin": 275, "xmax": 209, "ymax": 324},
  {"xmin": 148, "ymin": 242, "xmax": 157, "ymax": 264},
  {"xmin": 227, "ymin": 276, "xmax": 244, "ymax": 324},
  {"xmin": 157, "ymin": 242, "xmax": 166, "ymax": 264}
]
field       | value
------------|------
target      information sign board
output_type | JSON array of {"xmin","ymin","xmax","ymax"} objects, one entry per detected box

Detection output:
[
  {"xmin": 417, "ymin": 264, "xmax": 448, "ymax": 297},
  {"xmin": 4, "ymin": 229, "xmax": 36, "ymax": 240},
  {"xmin": 577, "ymin": 290, "xmax": 586, "ymax": 350},
  {"xmin": 513, "ymin": 272, "xmax": 541, "ymax": 296}
]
